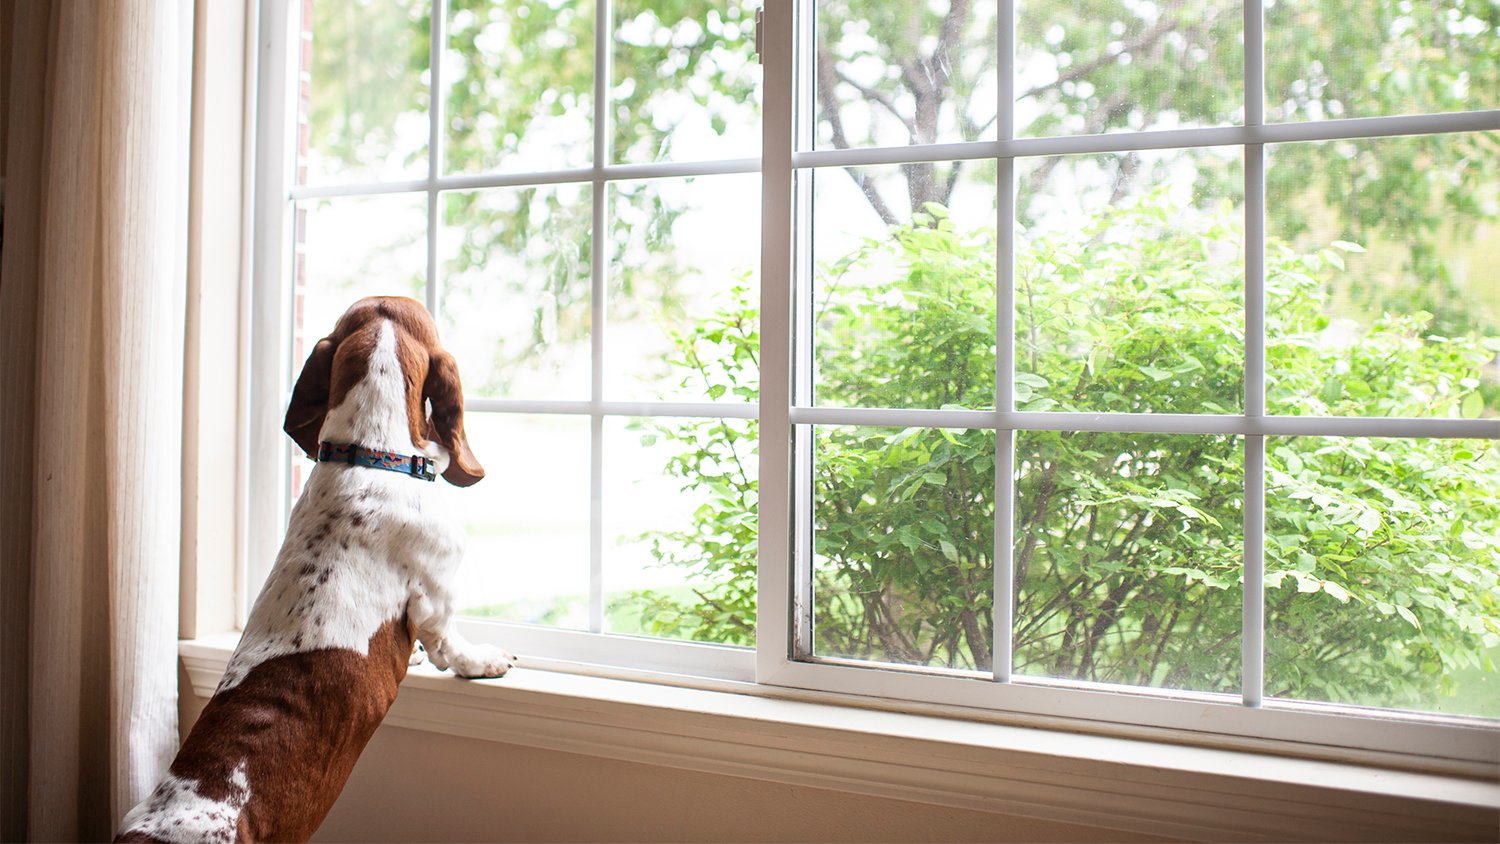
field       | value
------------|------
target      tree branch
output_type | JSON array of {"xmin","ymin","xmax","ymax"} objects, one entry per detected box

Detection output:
[
  {"xmin": 1016, "ymin": 13, "xmax": 1184, "ymax": 104},
  {"xmin": 816, "ymin": 42, "xmax": 900, "ymax": 227}
]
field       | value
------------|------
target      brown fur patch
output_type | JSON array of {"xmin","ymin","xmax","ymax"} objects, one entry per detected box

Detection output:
[{"xmin": 152, "ymin": 617, "xmax": 415, "ymax": 843}]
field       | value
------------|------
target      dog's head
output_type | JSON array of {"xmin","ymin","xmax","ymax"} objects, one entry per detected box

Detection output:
[{"xmin": 283, "ymin": 296, "xmax": 485, "ymax": 487}]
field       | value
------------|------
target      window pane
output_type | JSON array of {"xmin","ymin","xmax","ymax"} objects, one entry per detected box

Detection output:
[
  {"xmin": 606, "ymin": 174, "xmax": 760, "ymax": 402},
  {"xmin": 1017, "ymin": 147, "xmax": 1245, "ymax": 415},
  {"xmin": 812, "ymin": 163, "xmax": 998, "ymax": 410},
  {"xmin": 1266, "ymin": 134, "xmax": 1499, "ymax": 418},
  {"xmin": 1016, "ymin": 0, "xmax": 1243, "ymax": 138},
  {"xmin": 1265, "ymin": 437, "xmax": 1500, "ymax": 717},
  {"xmin": 814, "ymin": 0, "xmax": 1000, "ymax": 149},
  {"xmin": 297, "ymin": 194, "xmax": 427, "ymax": 356},
  {"xmin": 454, "ymin": 414, "xmax": 591, "ymax": 628},
  {"xmin": 303, "ymin": 0, "xmax": 430, "ymax": 184},
  {"xmin": 1014, "ymin": 432, "xmax": 1243, "ymax": 694},
  {"xmin": 1265, "ymin": 0, "xmax": 1499, "ymax": 122},
  {"xmin": 603, "ymin": 417, "xmax": 756, "ymax": 645},
  {"xmin": 439, "ymin": 184, "xmax": 593, "ymax": 400},
  {"xmin": 444, "ymin": 0, "xmax": 594, "ymax": 175},
  {"xmin": 613, "ymin": 0, "xmax": 760, "ymax": 164},
  {"xmin": 812, "ymin": 426, "xmax": 996, "ymax": 673}
]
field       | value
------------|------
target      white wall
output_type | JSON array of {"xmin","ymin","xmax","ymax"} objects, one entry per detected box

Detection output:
[
  {"xmin": 312, "ymin": 724, "xmax": 1171, "ymax": 843},
  {"xmin": 178, "ymin": 676, "xmax": 1172, "ymax": 843}
]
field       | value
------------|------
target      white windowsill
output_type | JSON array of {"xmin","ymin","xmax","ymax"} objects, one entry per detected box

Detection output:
[{"xmin": 179, "ymin": 635, "xmax": 1498, "ymax": 842}]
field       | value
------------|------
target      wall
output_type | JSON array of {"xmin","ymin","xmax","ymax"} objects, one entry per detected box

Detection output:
[{"xmin": 178, "ymin": 675, "xmax": 1172, "ymax": 843}]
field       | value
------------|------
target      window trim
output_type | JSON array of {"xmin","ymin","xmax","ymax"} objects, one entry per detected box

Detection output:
[{"xmin": 241, "ymin": 0, "xmax": 1500, "ymax": 774}]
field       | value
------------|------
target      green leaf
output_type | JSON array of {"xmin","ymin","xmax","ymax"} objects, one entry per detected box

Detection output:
[
  {"xmin": 1461, "ymin": 391, "xmax": 1484, "ymax": 419},
  {"xmin": 938, "ymin": 539, "xmax": 959, "ymax": 563},
  {"xmin": 1321, "ymin": 581, "xmax": 1350, "ymax": 603},
  {"xmin": 1330, "ymin": 240, "xmax": 1366, "ymax": 253},
  {"xmin": 1395, "ymin": 605, "xmax": 1421, "ymax": 630}
]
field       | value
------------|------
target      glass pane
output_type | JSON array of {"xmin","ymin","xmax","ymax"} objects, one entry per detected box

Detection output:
[
  {"xmin": 812, "ymin": 163, "xmax": 998, "ymax": 410},
  {"xmin": 454, "ymin": 414, "xmax": 591, "ymax": 628},
  {"xmin": 444, "ymin": 0, "xmax": 594, "ymax": 175},
  {"xmin": 1016, "ymin": 147, "xmax": 1245, "ymax": 415},
  {"xmin": 439, "ymin": 184, "xmax": 593, "ymax": 400},
  {"xmin": 603, "ymin": 417, "xmax": 757, "ymax": 644},
  {"xmin": 1014, "ymin": 432, "xmax": 1243, "ymax": 693},
  {"xmin": 1016, "ymin": 0, "xmax": 1243, "ymax": 138},
  {"xmin": 613, "ymin": 0, "xmax": 760, "ymax": 164},
  {"xmin": 606, "ymin": 174, "xmax": 760, "ymax": 402},
  {"xmin": 1265, "ymin": 0, "xmax": 1499, "ymax": 122},
  {"xmin": 303, "ymin": 0, "xmax": 430, "ymax": 184},
  {"xmin": 1266, "ymin": 134, "xmax": 1500, "ymax": 418},
  {"xmin": 297, "ymin": 194, "xmax": 427, "ymax": 353},
  {"xmin": 1265, "ymin": 437, "xmax": 1500, "ymax": 717},
  {"xmin": 812, "ymin": 426, "xmax": 996, "ymax": 672},
  {"xmin": 814, "ymin": 1, "xmax": 1000, "ymax": 149}
]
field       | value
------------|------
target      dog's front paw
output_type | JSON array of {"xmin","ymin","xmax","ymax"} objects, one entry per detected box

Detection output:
[
  {"xmin": 409, "ymin": 641, "xmax": 428, "ymax": 667},
  {"xmin": 448, "ymin": 643, "xmax": 517, "ymax": 679}
]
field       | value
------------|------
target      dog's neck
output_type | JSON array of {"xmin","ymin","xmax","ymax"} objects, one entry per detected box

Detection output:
[{"xmin": 317, "ymin": 320, "xmax": 427, "ymax": 459}]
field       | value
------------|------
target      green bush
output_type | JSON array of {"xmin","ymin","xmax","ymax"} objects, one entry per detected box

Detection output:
[{"xmin": 634, "ymin": 194, "xmax": 1500, "ymax": 714}]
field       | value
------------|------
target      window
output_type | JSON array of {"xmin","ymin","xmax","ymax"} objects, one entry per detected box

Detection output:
[{"xmin": 250, "ymin": 0, "xmax": 1500, "ymax": 765}]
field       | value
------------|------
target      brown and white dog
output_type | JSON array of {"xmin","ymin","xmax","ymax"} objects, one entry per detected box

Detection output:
[{"xmin": 116, "ymin": 297, "xmax": 514, "ymax": 843}]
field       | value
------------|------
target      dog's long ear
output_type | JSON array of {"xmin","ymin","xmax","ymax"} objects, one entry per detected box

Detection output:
[
  {"xmin": 285, "ymin": 337, "xmax": 337, "ymax": 460},
  {"xmin": 425, "ymin": 349, "xmax": 484, "ymax": 486}
]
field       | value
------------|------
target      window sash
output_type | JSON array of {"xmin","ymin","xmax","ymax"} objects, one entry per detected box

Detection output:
[
  {"xmin": 757, "ymin": 0, "xmax": 1499, "ymax": 764},
  {"xmin": 246, "ymin": 0, "xmax": 1500, "ymax": 768}
]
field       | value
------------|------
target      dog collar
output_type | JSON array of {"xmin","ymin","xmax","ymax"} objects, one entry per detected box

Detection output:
[{"xmin": 317, "ymin": 442, "xmax": 437, "ymax": 482}]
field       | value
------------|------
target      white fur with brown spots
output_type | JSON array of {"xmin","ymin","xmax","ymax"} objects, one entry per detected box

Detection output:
[{"xmin": 117, "ymin": 298, "xmax": 510, "ymax": 843}]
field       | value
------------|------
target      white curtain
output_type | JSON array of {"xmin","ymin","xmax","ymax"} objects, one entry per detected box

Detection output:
[{"xmin": 1, "ymin": 0, "xmax": 192, "ymax": 839}]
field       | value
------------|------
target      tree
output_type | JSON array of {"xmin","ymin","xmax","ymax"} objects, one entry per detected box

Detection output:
[{"xmin": 636, "ymin": 194, "xmax": 1499, "ymax": 712}]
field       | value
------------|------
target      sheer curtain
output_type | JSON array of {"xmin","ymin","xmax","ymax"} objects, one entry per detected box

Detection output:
[{"xmin": 1, "ymin": 0, "xmax": 192, "ymax": 839}]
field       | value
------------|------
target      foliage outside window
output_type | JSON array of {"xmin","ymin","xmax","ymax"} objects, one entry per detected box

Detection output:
[{"xmin": 289, "ymin": 0, "xmax": 1499, "ymax": 723}]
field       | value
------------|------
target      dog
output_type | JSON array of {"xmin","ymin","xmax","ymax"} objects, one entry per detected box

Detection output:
[{"xmin": 116, "ymin": 296, "xmax": 514, "ymax": 843}]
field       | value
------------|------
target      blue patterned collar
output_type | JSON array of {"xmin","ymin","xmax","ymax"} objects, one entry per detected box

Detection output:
[{"xmin": 317, "ymin": 442, "xmax": 437, "ymax": 482}]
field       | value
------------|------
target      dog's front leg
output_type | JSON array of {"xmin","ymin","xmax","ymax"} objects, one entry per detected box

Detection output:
[{"xmin": 406, "ymin": 588, "xmax": 516, "ymax": 679}]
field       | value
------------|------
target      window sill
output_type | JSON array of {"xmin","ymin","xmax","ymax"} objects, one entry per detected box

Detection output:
[{"xmin": 180, "ymin": 635, "xmax": 1498, "ymax": 842}]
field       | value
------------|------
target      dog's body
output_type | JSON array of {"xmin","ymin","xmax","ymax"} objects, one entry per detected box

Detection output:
[{"xmin": 117, "ymin": 298, "xmax": 511, "ymax": 843}]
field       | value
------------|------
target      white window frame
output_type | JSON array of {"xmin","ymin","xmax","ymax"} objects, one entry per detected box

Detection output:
[{"xmin": 246, "ymin": 0, "xmax": 1500, "ymax": 770}]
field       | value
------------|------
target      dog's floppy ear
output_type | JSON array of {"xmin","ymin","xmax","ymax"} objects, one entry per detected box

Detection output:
[
  {"xmin": 425, "ymin": 349, "xmax": 484, "ymax": 486},
  {"xmin": 285, "ymin": 337, "xmax": 337, "ymax": 460}
]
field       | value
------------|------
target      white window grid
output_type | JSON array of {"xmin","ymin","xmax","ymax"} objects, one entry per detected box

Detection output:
[
  {"xmin": 245, "ymin": 0, "xmax": 1500, "ymax": 768},
  {"xmin": 758, "ymin": 0, "xmax": 1498, "ymax": 766}
]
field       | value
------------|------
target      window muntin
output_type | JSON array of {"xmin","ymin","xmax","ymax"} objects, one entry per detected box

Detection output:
[{"xmin": 259, "ymin": 0, "xmax": 1500, "ymax": 764}]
